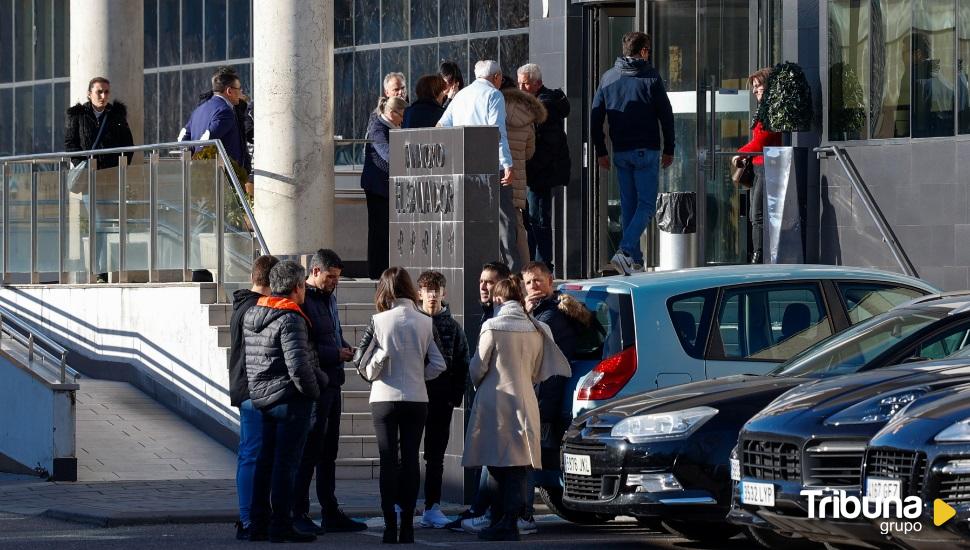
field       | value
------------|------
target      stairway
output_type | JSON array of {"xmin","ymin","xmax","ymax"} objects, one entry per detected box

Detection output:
[{"xmin": 206, "ymin": 279, "xmax": 380, "ymax": 479}]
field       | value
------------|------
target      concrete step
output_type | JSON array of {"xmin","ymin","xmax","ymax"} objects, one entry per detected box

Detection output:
[
  {"xmin": 334, "ymin": 280, "xmax": 378, "ymax": 304},
  {"xmin": 338, "ymin": 304, "xmax": 375, "ymax": 327},
  {"xmin": 208, "ymin": 303, "xmax": 232, "ymax": 326},
  {"xmin": 341, "ymin": 324, "xmax": 368, "ymax": 349},
  {"xmin": 216, "ymin": 325, "xmax": 230, "ymax": 348},
  {"xmin": 342, "ymin": 390, "xmax": 371, "ymax": 413},
  {"xmin": 342, "ymin": 367, "xmax": 371, "ymax": 391},
  {"xmin": 337, "ymin": 434, "xmax": 379, "ymax": 459},
  {"xmin": 339, "ymin": 412, "xmax": 375, "ymax": 436},
  {"xmin": 335, "ymin": 457, "xmax": 379, "ymax": 480}
]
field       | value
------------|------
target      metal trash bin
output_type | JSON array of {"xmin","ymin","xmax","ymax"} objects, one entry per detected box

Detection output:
[{"xmin": 655, "ymin": 191, "xmax": 697, "ymax": 271}]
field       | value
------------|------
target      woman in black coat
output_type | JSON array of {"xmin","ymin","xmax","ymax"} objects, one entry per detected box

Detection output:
[
  {"xmin": 402, "ymin": 75, "xmax": 447, "ymax": 129},
  {"xmin": 64, "ymin": 76, "xmax": 135, "ymax": 282},
  {"xmin": 360, "ymin": 96, "xmax": 407, "ymax": 279}
]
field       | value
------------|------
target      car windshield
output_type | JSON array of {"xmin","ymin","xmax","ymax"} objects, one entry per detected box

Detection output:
[{"xmin": 768, "ymin": 307, "xmax": 948, "ymax": 378}]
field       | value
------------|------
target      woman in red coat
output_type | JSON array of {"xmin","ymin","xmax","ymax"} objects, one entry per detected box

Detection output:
[{"xmin": 735, "ymin": 68, "xmax": 781, "ymax": 264}]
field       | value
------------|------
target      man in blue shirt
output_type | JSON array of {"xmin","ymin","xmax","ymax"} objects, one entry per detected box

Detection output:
[
  {"xmin": 591, "ymin": 32, "xmax": 675, "ymax": 275},
  {"xmin": 438, "ymin": 60, "xmax": 524, "ymax": 270},
  {"xmin": 179, "ymin": 68, "xmax": 247, "ymax": 169}
]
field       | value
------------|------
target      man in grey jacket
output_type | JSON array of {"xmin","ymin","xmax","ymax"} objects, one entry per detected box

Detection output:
[{"xmin": 244, "ymin": 260, "xmax": 322, "ymax": 543}]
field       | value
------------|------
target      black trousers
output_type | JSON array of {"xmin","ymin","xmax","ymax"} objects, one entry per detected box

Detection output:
[
  {"xmin": 292, "ymin": 386, "xmax": 342, "ymax": 518},
  {"xmin": 487, "ymin": 466, "xmax": 530, "ymax": 522},
  {"xmin": 749, "ymin": 164, "xmax": 765, "ymax": 258},
  {"xmin": 372, "ymin": 401, "xmax": 428, "ymax": 514},
  {"xmin": 422, "ymin": 399, "xmax": 455, "ymax": 507},
  {"xmin": 366, "ymin": 191, "xmax": 390, "ymax": 279}
]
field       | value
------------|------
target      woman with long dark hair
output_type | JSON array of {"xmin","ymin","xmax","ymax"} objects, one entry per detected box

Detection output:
[
  {"xmin": 439, "ymin": 60, "xmax": 465, "ymax": 111},
  {"xmin": 354, "ymin": 267, "xmax": 445, "ymax": 543}
]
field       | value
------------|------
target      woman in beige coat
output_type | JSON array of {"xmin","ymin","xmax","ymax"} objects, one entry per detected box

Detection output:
[
  {"xmin": 501, "ymin": 80, "xmax": 547, "ymax": 267},
  {"xmin": 462, "ymin": 276, "xmax": 570, "ymax": 541}
]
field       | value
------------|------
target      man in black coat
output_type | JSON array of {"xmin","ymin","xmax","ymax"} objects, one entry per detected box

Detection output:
[
  {"xmin": 292, "ymin": 249, "xmax": 367, "ymax": 535},
  {"xmin": 228, "ymin": 255, "xmax": 279, "ymax": 540},
  {"xmin": 519, "ymin": 64, "xmax": 571, "ymax": 272},
  {"xmin": 244, "ymin": 260, "xmax": 322, "ymax": 543}
]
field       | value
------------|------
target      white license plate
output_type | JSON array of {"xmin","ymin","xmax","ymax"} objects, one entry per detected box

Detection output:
[
  {"xmin": 866, "ymin": 478, "xmax": 901, "ymax": 500},
  {"xmin": 730, "ymin": 458, "xmax": 741, "ymax": 482},
  {"xmin": 563, "ymin": 453, "xmax": 592, "ymax": 476},
  {"xmin": 741, "ymin": 481, "xmax": 775, "ymax": 507}
]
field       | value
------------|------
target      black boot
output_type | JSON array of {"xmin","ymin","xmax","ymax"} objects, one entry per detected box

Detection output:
[
  {"xmin": 382, "ymin": 510, "xmax": 398, "ymax": 544},
  {"xmin": 398, "ymin": 509, "xmax": 414, "ymax": 544},
  {"xmin": 477, "ymin": 514, "xmax": 519, "ymax": 541}
]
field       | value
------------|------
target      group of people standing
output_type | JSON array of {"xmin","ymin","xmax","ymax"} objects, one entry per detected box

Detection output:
[{"xmin": 360, "ymin": 59, "xmax": 572, "ymax": 279}]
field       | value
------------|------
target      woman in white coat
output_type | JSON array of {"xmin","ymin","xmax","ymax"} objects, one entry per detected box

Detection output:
[
  {"xmin": 462, "ymin": 276, "xmax": 570, "ymax": 541},
  {"xmin": 354, "ymin": 267, "xmax": 445, "ymax": 544}
]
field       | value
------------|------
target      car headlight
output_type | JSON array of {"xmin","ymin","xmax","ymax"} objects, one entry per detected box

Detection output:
[
  {"xmin": 935, "ymin": 417, "xmax": 970, "ymax": 442},
  {"xmin": 824, "ymin": 388, "xmax": 927, "ymax": 426},
  {"xmin": 611, "ymin": 406, "xmax": 718, "ymax": 443}
]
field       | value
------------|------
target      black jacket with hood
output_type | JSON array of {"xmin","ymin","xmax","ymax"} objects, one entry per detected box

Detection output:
[
  {"xmin": 228, "ymin": 288, "xmax": 262, "ymax": 406},
  {"xmin": 301, "ymin": 285, "xmax": 347, "ymax": 389},
  {"xmin": 526, "ymin": 86, "xmax": 571, "ymax": 192},
  {"xmin": 243, "ymin": 295, "xmax": 322, "ymax": 409},
  {"xmin": 590, "ymin": 57, "xmax": 675, "ymax": 157},
  {"xmin": 424, "ymin": 305, "xmax": 470, "ymax": 407},
  {"xmin": 64, "ymin": 101, "xmax": 135, "ymax": 169}
]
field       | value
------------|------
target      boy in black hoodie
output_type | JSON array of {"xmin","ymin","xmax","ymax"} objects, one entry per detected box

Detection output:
[
  {"xmin": 228, "ymin": 254, "xmax": 278, "ymax": 540},
  {"xmin": 417, "ymin": 271, "xmax": 470, "ymax": 528}
]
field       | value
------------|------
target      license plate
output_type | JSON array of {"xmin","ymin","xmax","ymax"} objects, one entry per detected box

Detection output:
[
  {"xmin": 730, "ymin": 458, "xmax": 741, "ymax": 482},
  {"xmin": 866, "ymin": 478, "xmax": 901, "ymax": 501},
  {"xmin": 741, "ymin": 481, "xmax": 775, "ymax": 507},
  {"xmin": 563, "ymin": 453, "xmax": 592, "ymax": 476}
]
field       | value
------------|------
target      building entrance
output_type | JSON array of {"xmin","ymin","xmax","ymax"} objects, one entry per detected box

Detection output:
[{"xmin": 581, "ymin": 0, "xmax": 780, "ymax": 274}]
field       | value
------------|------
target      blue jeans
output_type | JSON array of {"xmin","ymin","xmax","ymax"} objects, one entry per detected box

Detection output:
[
  {"xmin": 527, "ymin": 188, "xmax": 554, "ymax": 269},
  {"xmin": 251, "ymin": 397, "xmax": 313, "ymax": 535},
  {"xmin": 613, "ymin": 149, "xmax": 660, "ymax": 264},
  {"xmin": 237, "ymin": 399, "xmax": 263, "ymax": 527}
]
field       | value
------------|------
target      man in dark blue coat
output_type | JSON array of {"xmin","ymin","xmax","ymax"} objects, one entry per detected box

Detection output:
[
  {"xmin": 292, "ymin": 249, "xmax": 367, "ymax": 535},
  {"xmin": 591, "ymin": 31, "xmax": 675, "ymax": 276},
  {"xmin": 179, "ymin": 67, "xmax": 246, "ymax": 169}
]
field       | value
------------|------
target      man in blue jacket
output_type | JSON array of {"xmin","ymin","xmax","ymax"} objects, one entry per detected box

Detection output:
[
  {"xmin": 292, "ymin": 249, "xmax": 368, "ymax": 535},
  {"xmin": 591, "ymin": 32, "xmax": 675, "ymax": 276},
  {"xmin": 179, "ymin": 67, "xmax": 247, "ymax": 169}
]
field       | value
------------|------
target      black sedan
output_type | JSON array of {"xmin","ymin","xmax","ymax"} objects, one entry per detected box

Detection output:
[
  {"xmin": 560, "ymin": 293, "xmax": 970, "ymax": 543},
  {"xmin": 863, "ymin": 383, "xmax": 970, "ymax": 549},
  {"xmin": 728, "ymin": 361, "xmax": 970, "ymax": 548}
]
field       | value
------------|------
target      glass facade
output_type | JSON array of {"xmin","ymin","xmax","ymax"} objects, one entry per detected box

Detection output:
[
  {"xmin": 829, "ymin": 0, "xmax": 970, "ymax": 141},
  {"xmin": 1, "ymin": 0, "xmax": 529, "ymax": 165}
]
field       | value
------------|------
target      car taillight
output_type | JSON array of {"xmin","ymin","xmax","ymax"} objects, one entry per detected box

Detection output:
[{"xmin": 576, "ymin": 345, "xmax": 637, "ymax": 401}]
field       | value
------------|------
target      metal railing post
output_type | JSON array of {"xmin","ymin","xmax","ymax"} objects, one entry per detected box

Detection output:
[
  {"xmin": 29, "ymin": 163, "xmax": 38, "ymax": 283},
  {"xmin": 215, "ymin": 156, "xmax": 225, "ymax": 299},
  {"xmin": 87, "ymin": 156, "xmax": 97, "ymax": 283},
  {"xmin": 181, "ymin": 149, "xmax": 191, "ymax": 281},
  {"xmin": 118, "ymin": 158, "xmax": 128, "ymax": 283},
  {"xmin": 213, "ymin": 141, "xmax": 267, "ymax": 254},
  {"xmin": 27, "ymin": 333, "xmax": 34, "ymax": 364},
  {"xmin": 60, "ymin": 351, "xmax": 67, "ymax": 384},
  {"xmin": 1, "ymin": 163, "xmax": 6, "ymax": 283},
  {"xmin": 149, "ymin": 150, "xmax": 158, "ymax": 283},
  {"xmin": 58, "ymin": 160, "xmax": 66, "ymax": 284}
]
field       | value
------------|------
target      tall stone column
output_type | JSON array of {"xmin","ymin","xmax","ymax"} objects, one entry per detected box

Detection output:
[
  {"xmin": 253, "ymin": 0, "xmax": 334, "ymax": 254},
  {"xmin": 69, "ymin": 0, "xmax": 144, "ymax": 145}
]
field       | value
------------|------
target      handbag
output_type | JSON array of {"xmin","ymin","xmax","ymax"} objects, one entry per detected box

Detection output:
[
  {"xmin": 731, "ymin": 155, "xmax": 755, "ymax": 188},
  {"xmin": 68, "ymin": 113, "xmax": 110, "ymax": 193},
  {"xmin": 352, "ymin": 319, "xmax": 389, "ymax": 382}
]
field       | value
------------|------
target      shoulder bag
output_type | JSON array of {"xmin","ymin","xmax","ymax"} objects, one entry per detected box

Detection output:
[
  {"xmin": 68, "ymin": 113, "xmax": 110, "ymax": 194},
  {"xmin": 731, "ymin": 155, "xmax": 755, "ymax": 188},
  {"xmin": 352, "ymin": 319, "xmax": 389, "ymax": 382}
]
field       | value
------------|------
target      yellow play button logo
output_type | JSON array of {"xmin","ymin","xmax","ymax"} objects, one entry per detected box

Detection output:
[{"xmin": 934, "ymin": 499, "xmax": 957, "ymax": 526}]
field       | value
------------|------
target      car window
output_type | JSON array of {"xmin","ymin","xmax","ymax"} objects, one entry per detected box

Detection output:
[
  {"xmin": 562, "ymin": 288, "xmax": 635, "ymax": 361},
  {"xmin": 713, "ymin": 283, "xmax": 832, "ymax": 361},
  {"xmin": 770, "ymin": 308, "xmax": 949, "ymax": 378},
  {"xmin": 837, "ymin": 282, "xmax": 925, "ymax": 324},
  {"xmin": 907, "ymin": 321, "xmax": 970, "ymax": 361},
  {"xmin": 668, "ymin": 289, "xmax": 716, "ymax": 359}
]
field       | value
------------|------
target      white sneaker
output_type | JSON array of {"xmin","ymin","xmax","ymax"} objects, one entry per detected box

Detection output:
[
  {"xmin": 630, "ymin": 262, "xmax": 645, "ymax": 273},
  {"xmin": 461, "ymin": 512, "xmax": 491, "ymax": 534},
  {"xmin": 420, "ymin": 504, "xmax": 451, "ymax": 529},
  {"xmin": 517, "ymin": 516, "xmax": 538, "ymax": 535},
  {"xmin": 611, "ymin": 251, "xmax": 635, "ymax": 276}
]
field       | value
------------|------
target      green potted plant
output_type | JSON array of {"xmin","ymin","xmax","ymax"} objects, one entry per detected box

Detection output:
[{"xmin": 757, "ymin": 61, "xmax": 814, "ymax": 133}]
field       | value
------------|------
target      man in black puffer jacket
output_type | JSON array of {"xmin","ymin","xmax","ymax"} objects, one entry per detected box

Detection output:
[
  {"xmin": 228, "ymin": 254, "xmax": 278, "ymax": 541},
  {"xmin": 416, "ymin": 271, "xmax": 470, "ymax": 528},
  {"xmin": 244, "ymin": 260, "xmax": 322, "ymax": 543},
  {"xmin": 292, "ymin": 249, "xmax": 367, "ymax": 535}
]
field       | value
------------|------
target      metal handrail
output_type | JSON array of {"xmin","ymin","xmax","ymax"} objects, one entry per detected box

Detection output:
[
  {"xmin": 815, "ymin": 145, "xmax": 918, "ymax": 278},
  {"xmin": 0, "ymin": 305, "xmax": 77, "ymax": 384},
  {"xmin": 0, "ymin": 140, "xmax": 270, "ymax": 297}
]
